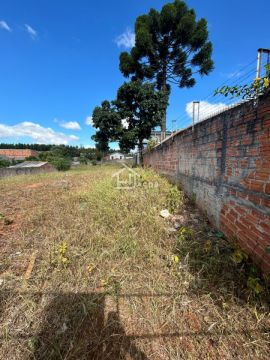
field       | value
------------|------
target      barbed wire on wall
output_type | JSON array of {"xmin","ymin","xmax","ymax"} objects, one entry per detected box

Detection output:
[{"xmin": 172, "ymin": 58, "xmax": 260, "ymax": 132}]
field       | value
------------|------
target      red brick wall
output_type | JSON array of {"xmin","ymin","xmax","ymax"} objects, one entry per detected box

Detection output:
[
  {"xmin": 144, "ymin": 94, "xmax": 270, "ymax": 273},
  {"xmin": 0, "ymin": 149, "xmax": 39, "ymax": 159}
]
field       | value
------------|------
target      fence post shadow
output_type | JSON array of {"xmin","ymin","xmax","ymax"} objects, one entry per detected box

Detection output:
[{"xmin": 33, "ymin": 292, "xmax": 148, "ymax": 360}]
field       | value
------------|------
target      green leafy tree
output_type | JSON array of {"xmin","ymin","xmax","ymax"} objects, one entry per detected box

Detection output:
[
  {"xmin": 25, "ymin": 156, "xmax": 39, "ymax": 161},
  {"xmin": 0, "ymin": 143, "xmax": 52, "ymax": 151},
  {"xmin": 51, "ymin": 158, "xmax": 71, "ymax": 171},
  {"xmin": 119, "ymin": 0, "xmax": 214, "ymax": 134},
  {"xmin": 114, "ymin": 80, "xmax": 167, "ymax": 160},
  {"xmin": 79, "ymin": 154, "xmax": 88, "ymax": 164},
  {"xmin": 0, "ymin": 159, "xmax": 10, "ymax": 168},
  {"xmin": 91, "ymin": 100, "xmax": 122, "ymax": 153},
  {"xmin": 80, "ymin": 148, "xmax": 98, "ymax": 160},
  {"xmin": 90, "ymin": 81, "xmax": 166, "ymax": 161}
]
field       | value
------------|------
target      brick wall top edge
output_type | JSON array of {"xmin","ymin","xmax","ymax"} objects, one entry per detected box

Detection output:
[{"xmin": 146, "ymin": 93, "xmax": 270, "ymax": 154}]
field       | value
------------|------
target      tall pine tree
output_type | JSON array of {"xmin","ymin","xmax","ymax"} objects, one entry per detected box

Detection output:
[{"xmin": 119, "ymin": 0, "xmax": 214, "ymax": 137}]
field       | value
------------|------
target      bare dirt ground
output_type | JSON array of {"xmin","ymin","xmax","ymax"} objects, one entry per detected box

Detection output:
[{"xmin": 0, "ymin": 165, "xmax": 269, "ymax": 359}]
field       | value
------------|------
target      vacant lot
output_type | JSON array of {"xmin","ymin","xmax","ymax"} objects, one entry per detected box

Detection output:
[{"xmin": 0, "ymin": 165, "xmax": 269, "ymax": 359}]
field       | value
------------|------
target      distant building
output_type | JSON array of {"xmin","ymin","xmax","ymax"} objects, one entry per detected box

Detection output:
[
  {"xmin": 0, "ymin": 149, "xmax": 39, "ymax": 160},
  {"xmin": 9, "ymin": 161, "xmax": 54, "ymax": 170},
  {"xmin": 108, "ymin": 152, "xmax": 126, "ymax": 160},
  {"xmin": 0, "ymin": 161, "xmax": 56, "ymax": 178}
]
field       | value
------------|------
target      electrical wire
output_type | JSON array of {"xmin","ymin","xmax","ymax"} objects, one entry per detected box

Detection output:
[{"xmin": 172, "ymin": 58, "xmax": 258, "ymax": 131}]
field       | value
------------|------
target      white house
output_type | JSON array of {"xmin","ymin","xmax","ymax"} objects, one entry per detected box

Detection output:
[{"xmin": 109, "ymin": 152, "xmax": 126, "ymax": 160}]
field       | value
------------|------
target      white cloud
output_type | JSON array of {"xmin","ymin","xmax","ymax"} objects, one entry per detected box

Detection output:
[
  {"xmin": 25, "ymin": 24, "xmax": 37, "ymax": 39},
  {"xmin": 0, "ymin": 20, "xmax": 12, "ymax": 32},
  {"xmin": 0, "ymin": 122, "xmax": 79, "ymax": 144},
  {"xmin": 186, "ymin": 101, "xmax": 228, "ymax": 122},
  {"xmin": 115, "ymin": 28, "xmax": 135, "ymax": 49},
  {"xmin": 59, "ymin": 121, "xmax": 81, "ymax": 130},
  {"xmin": 85, "ymin": 116, "xmax": 94, "ymax": 126}
]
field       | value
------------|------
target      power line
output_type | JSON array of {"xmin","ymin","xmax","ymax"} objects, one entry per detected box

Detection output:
[
  {"xmin": 192, "ymin": 58, "xmax": 257, "ymax": 104},
  {"xmin": 173, "ymin": 58, "xmax": 258, "ymax": 130}
]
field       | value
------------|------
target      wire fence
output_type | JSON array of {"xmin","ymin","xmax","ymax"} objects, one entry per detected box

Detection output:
[{"xmin": 172, "ymin": 56, "xmax": 269, "ymax": 132}]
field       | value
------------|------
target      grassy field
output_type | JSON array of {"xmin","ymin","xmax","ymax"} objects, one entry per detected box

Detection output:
[{"xmin": 0, "ymin": 165, "xmax": 269, "ymax": 359}]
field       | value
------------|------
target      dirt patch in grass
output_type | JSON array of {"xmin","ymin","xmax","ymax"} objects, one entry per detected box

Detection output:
[
  {"xmin": 0, "ymin": 165, "xmax": 269, "ymax": 359},
  {"xmin": 24, "ymin": 182, "xmax": 46, "ymax": 190}
]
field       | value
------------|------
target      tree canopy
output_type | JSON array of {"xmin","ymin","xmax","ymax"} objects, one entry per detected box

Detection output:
[
  {"xmin": 115, "ymin": 81, "xmax": 167, "ymax": 153},
  {"xmin": 91, "ymin": 81, "xmax": 167, "ymax": 155},
  {"xmin": 119, "ymin": 0, "xmax": 214, "ymax": 133},
  {"xmin": 0, "ymin": 143, "xmax": 52, "ymax": 151},
  {"xmin": 91, "ymin": 100, "xmax": 122, "ymax": 152}
]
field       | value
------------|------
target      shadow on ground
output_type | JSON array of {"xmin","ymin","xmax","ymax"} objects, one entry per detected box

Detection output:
[
  {"xmin": 30, "ymin": 292, "xmax": 148, "ymax": 360},
  {"xmin": 0, "ymin": 289, "xmax": 269, "ymax": 359}
]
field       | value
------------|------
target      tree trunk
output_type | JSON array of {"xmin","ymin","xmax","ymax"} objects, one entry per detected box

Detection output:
[
  {"xmin": 161, "ymin": 73, "xmax": 168, "ymax": 141},
  {"xmin": 161, "ymin": 107, "xmax": 166, "ymax": 137}
]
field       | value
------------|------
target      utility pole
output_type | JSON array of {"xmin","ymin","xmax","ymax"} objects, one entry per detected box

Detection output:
[
  {"xmin": 171, "ymin": 119, "xmax": 176, "ymax": 134},
  {"xmin": 192, "ymin": 101, "xmax": 200, "ymax": 132},
  {"xmin": 256, "ymin": 48, "xmax": 270, "ymax": 78}
]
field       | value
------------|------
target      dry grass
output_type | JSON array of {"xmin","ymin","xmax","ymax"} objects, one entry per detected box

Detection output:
[{"xmin": 0, "ymin": 164, "xmax": 269, "ymax": 359}]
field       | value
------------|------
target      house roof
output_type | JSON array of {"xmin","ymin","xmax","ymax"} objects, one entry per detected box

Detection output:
[
  {"xmin": 0, "ymin": 149, "xmax": 39, "ymax": 154},
  {"xmin": 9, "ymin": 161, "xmax": 49, "ymax": 168}
]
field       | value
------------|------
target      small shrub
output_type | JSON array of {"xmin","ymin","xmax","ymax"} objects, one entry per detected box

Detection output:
[
  {"xmin": 25, "ymin": 156, "xmax": 39, "ymax": 161},
  {"xmin": 167, "ymin": 185, "xmax": 182, "ymax": 213},
  {"xmin": 51, "ymin": 158, "xmax": 71, "ymax": 171},
  {"xmin": 147, "ymin": 139, "xmax": 157, "ymax": 151},
  {"xmin": 247, "ymin": 276, "xmax": 264, "ymax": 295},
  {"xmin": 52, "ymin": 241, "xmax": 69, "ymax": 267},
  {"xmin": 0, "ymin": 159, "xmax": 10, "ymax": 168},
  {"xmin": 215, "ymin": 64, "xmax": 270, "ymax": 100},
  {"xmin": 230, "ymin": 245, "xmax": 266, "ymax": 296},
  {"xmin": 118, "ymin": 238, "xmax": 138, "ymax": 256},
  {"xmin": 178, "ymin": 227, "xmax": 194, "ymax": 243},
  {"xmin": 265, "ymin": 246, "xmax": 270, "ymax": 254},
  {"xmin": 80, "ymin": 156, "xmax": 88, "ymax": 165},
  {"xmin": 91, "ymin": 160, "xmax": 97, "ymax": 166},
  {"xmin": 203, "ymin": 239, "xmax": 212, "ymax": 253},
  {"xmin": 231, "ymin": 248, "xmax": 248, "ymax": 264}
]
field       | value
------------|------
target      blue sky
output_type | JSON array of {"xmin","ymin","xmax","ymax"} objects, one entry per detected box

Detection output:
[{"xmin": 0, "ymin": 0, "xmax": 269, "ymax": 148}]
